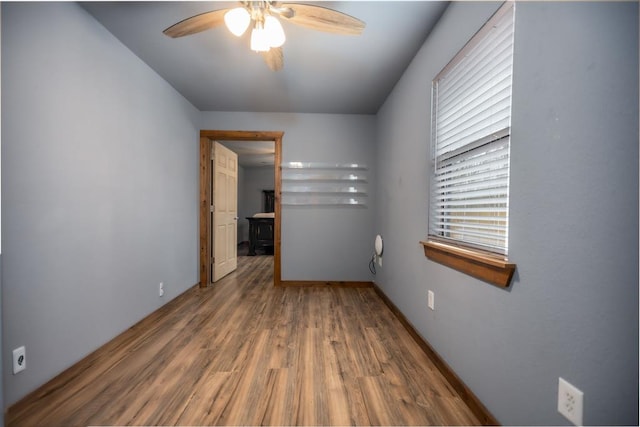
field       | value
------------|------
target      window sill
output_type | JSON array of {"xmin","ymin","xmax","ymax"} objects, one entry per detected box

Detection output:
[{"xmin": 420, "ymin": 240, "xmax": 516, "ymax": 288}]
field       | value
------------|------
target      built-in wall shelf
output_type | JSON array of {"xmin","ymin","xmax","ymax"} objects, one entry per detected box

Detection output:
[
  {"xmin": 281, "ymin": 162, "xmax": 369, "ymax": 207},
  {"xmin": 282, "ymin": 162, "xmax": 368, "ymax": 170}
]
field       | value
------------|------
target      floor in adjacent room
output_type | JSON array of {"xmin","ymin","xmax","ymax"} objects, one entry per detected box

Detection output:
[{"xmin": 7, "ymin": 255, "xmax": 481, "ymax": 426}]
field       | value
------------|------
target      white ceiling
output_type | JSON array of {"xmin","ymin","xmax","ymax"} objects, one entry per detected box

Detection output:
[
  {"xmin": 219, "ymin": 140, "xmax": 275, "ymax": 167},
  {"xmin": 81, "ymin": 1, "xmax": 449, "ymax": 114}
]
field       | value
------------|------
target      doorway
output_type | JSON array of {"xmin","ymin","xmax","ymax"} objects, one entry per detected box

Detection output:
[{"xmin": 199, "ymin": 130, "xmax": 283, "ymax": 287}]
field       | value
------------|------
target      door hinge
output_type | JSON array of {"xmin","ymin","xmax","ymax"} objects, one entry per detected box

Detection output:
[{"xmin": 210, "ymin": 205, "xmax": 215, "ymax": 213}]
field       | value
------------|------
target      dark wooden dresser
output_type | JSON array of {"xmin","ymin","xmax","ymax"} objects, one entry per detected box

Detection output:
[
  {"xmin": 246, "ymin": 190, "xmax": 275, "ymax": 256},
  {"xmin": 246, "ymin": 216, "xmax": 274, "ymax": 256}
]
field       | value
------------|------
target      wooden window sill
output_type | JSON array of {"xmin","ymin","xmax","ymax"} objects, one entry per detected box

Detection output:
[{"xmin": 420, "ymin": 240, "xmax": 516, "ymax": 288}]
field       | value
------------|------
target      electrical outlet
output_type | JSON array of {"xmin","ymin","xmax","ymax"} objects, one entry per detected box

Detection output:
[
  {"xmin": 428, "ymin": 290, "xmax": 435, "ymax": 310},
  {"xmin": 558, "ymin": 377, "xmax": 583, "ymax": 425},
  {"xmin": 159, "ymin": 282, "xmax": 165, "ymax": 297},
  {"xmin": 13, "ymin": 346, "xmax": 26, "ymax": 374}
]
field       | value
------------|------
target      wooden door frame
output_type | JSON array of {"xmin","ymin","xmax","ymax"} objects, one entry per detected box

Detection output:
[{"xmin": 200, "ymin": 130, "xmax": 283, "ymax": 287}]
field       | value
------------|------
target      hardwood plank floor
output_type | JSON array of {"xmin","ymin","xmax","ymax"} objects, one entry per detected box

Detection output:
[{"xmin": 7, "ymin": 255, "xmax": 481, "ymax": 426}]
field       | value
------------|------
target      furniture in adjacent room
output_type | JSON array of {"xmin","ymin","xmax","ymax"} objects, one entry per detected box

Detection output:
[
  {"xmin": 263, "ymin": 190, "xmax": 275, "ymax": 213},
  {"xmin": 246, "ymin": 190, "xmax": 275, "ymax": 256},
  {"xmin": 246, "ymin": 213, "xmax": 274, "ymax": 256}
]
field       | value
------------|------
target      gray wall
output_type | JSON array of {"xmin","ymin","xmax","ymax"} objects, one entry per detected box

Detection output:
[
  {"xmin": 0, "ymin": 3, "xmax": 4, "ymax": 424},
  {"xmin": 239, "ymin": 167, "xmax": 275, "ymax": 243},
  {"xmin": 2, "ymin": 2, "xmax": 200, "ymax": 406},
  {"xmin": 0, "ymin": 255, "xmax": 3, "ymax": 427},
  {"xmin": 374, "ymin": 2, "xmax": 638, "ymax": 425},
  {"xmin": 201, "ymin": 112, "xmax": 376, "ymax": 281}
]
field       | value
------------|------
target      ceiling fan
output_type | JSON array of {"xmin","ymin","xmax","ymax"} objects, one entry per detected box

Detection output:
[{"xmin": 163, "ymin": 1, "xmax": 366, "ymax": 71}]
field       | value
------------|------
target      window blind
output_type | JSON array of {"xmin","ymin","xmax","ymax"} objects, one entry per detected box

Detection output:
[{"xmin": 429, "ymin": 2, "xmax": 514, "ymax": 255}]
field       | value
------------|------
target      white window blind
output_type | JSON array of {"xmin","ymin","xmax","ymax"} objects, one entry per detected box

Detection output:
[{"xmin": 429, "ymin": 2, "xmax": 515, "ymax": 255}]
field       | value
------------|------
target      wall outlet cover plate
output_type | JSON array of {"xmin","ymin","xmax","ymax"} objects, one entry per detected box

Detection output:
[
  {"xmin": 13, "ymin": 346, "xmax": 26, "ymax": 374},
  {"xmin": 558, "ymin": 377, "xmax": 583, "ymax": 426}
]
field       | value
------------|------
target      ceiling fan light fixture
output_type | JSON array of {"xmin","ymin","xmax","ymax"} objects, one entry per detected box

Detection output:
[
  {"xmin": 224, "ymin": 7, "xmax": 251, "ymax": 36},
  {"xmin": 264, "ymin": 15, "xmax": 286, "ymax": 48},
  {"xmin": 250, "ymin": 23, "xmax": 271, "ymax": 52},
  {"xmin": 164, "ymin": 2, "xmax": 366, "ymax": 71}
]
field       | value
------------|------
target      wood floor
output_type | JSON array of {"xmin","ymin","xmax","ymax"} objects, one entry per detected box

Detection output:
[{"xmin": 7, "ymin": 255, "xmax": 481, "ymax": 426}]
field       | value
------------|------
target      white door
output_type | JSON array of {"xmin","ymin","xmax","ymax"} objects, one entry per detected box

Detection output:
[{"xmin": 212, "ymin": 141, "xmax": 238, "ymax": 282}]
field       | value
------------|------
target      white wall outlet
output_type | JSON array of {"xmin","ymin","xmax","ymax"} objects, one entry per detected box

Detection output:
[
  {"xmin": 158, "ymin": 282, "xmax": 165, "ymax": 297},
  {"xmin": 558, "ymin": 377, "xmax": 583, "ymax": 425},
  {"xmin": 13, "ymin": 346, "xmax": 26, "ymax": 374},
  {"xmin": 428, "ymin": 290, "xmax": 435, "ymax": 310}
]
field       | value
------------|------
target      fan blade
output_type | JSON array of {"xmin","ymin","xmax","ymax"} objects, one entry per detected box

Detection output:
[
  {"xmin": 268, "ymin": 3, "xmax": 294, "ymax": 19},
  {"xmin": 163, "ymin": 9, "xmax": 230, "ymax": 38},
  {"xmin": 280, "ymin": 3, "xmax": 365, "ymax": 35},
  {"xmin": 261, "ymin": 47, "xmax": 284, "ymax": 71}
]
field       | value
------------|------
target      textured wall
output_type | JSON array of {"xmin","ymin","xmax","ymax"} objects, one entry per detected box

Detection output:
[
  {"xmin": 2, "ymin": 2, "xmax": 200, "ymax": 405},
  {"xmin": 201, "ymin": 112, "xmax": 376, "ymax": 281},
  {"xmin": 374, "ymin": 2, "xmax": 638, "ymax": 425}
]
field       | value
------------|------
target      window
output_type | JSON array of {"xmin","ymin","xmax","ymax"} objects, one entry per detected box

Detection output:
[{"xmin": 422, "ymin": 2, "xmax": 516, "ymax": 287}]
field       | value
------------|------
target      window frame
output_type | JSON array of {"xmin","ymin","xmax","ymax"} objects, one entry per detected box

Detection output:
[{"xmin": 422, "ymin": 1, "xmax": 516, "ymax": 288}]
